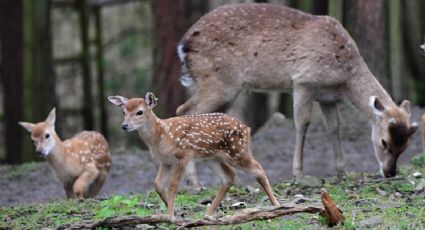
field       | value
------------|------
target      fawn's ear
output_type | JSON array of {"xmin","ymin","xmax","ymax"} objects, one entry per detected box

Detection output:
[
  {"xmin": 145, "ymin": 92, "xmax": 158, "ymax": 109},
  {"xmin": 19, "ymin": 122, "xmax": 35, "ymax": 133},
  {"xmin": 369, "ymin": 96, "xmax": 386, "ymax": 117},
  {"xmin": 46, "ymin": 108, "xmax": 56, "ymax": 126},
  {"xmin": 108, "ymin": 96, "xmax": 128, "ymax": 107}
]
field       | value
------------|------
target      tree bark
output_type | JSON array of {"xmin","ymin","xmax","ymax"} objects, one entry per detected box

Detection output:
[
  {"xmin": 151, "ymin": 0, "xmax": 188, "ymax": 117},
  {"xmin": 22, "ymin": 0, "xmax": 56, "ymax": 161},
  {"xmin": 344, "ymin": 0, "xmax": 389, "ymax": 91},
  {"xmin": 402, "ymin": 0, "xmax": 425, "ymax": 106},
  {"xmin": 0, "ymin": 0, "xmax": 24, "ymax": 164}
]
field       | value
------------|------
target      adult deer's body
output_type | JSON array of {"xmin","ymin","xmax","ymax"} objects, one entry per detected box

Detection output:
[
  {"xmin": 176, "ymin": 4, "xmax": 418, "ymax": 179},
  {"xmin": 19, "ymin": 108, "xmax": 111, "ymax": 198},
  {"xmin": 109, "ymin": 93, "xmax": 279, "ymax": 218}
]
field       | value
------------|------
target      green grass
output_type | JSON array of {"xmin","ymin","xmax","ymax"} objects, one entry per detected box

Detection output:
[{"xmin": 1, "ymin": 160, "xmax": 425, "ymax": 229}]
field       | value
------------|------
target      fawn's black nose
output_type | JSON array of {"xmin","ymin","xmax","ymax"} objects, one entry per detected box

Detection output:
[
  {"xmin": 121, "ymin": 124, "xmax": 129, "ymax": 131},
  {"xmin": 36, "ymin": 150, "xmax": 44, "ymax": 156}
]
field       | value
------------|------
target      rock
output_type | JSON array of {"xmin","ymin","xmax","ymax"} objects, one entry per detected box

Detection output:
[
  {"xmin": 407, "ymin": 175, "xmax": 416, "ymax": 185},
  {"xmin": 414, "ymin": 179, "xmax": 425, "ymax": 192},
  {"xmin": 394, "ymin": 192, "xmax": 402, "ymax": 198},
  {"xmin": 294, "ymin": 194, "xmax": 305, "ymax": 198},
  {"xmin": 231, "ymin": 202, "xmax": 246, "ymax": 210},
  {"xmin": 246, "ymin": 186, "xmax": 260, "ymax": 194},
  {"xmin": 360, "ymin": 215, "xmax": 383, "ymax": 228},
  {"xmin": 412, "ymin": 172, "xmax": 422, "ymax": 178},
  {"xmin": 375, "ymin": 187, "xmax": 387, "ymax": 196},
  {"xmin": 406, "ymin": 212, "xmax": 417, "ymax": 219},
  {"xmin": 378, "ymin": 202, "xmax": 400, "ymax": 210},
  {"xmin": 296, "ymin": 175, "xmax": 323, "ymax": 187},
  {"xmin": 200, "ymin": 199, "xmax": 212, "ymax": 206}
]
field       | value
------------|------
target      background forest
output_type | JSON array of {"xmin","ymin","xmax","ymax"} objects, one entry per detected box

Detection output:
[{"xmin": 0, "ymin": 0, "xmax": 424, "ymax": 164}]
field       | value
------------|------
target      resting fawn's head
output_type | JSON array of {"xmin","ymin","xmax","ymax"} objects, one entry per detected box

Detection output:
[
  {"xmin": 108, "ymin": 92, "xmax": 158, "ymax": 132},
  {"xmin": 19, "ymin": 108, "xmax": 58, "ymax": 157},
  {"xmin": 369, "ymin": 96, "xmax": 418, "ymax": 177}
]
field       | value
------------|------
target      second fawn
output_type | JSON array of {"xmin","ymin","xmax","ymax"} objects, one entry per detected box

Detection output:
[
  {"xmin": 108, "ymin": 92, "xmax": 279, "ymax": 218},
  {"xmin": 19, "ymin": 108, "xmax": 111, "ymax": 199}
]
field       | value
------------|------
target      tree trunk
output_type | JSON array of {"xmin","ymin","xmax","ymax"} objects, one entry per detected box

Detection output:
[
  {"xmin": 151, "ymin": 0, "xmax": 188, "ymax": 117},
  {"xmin": 0, "ymin": 0, "xmax": 24, "ymax": 164},
  {"xmin": 344, "ymin": 0, "xmax": 389, "ymax": 92},
  {"xmin": 402, "ymin": 0, "xmax": 425, "ymax": 106},
  {"xmin": 22, "ymin": 0, "xmax": 55, "ymax": 161}
]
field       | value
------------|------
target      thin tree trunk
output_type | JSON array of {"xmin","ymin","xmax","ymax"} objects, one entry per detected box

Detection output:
[
  {"xmin": 388, "ymin": 0, "xmax": 404, "ymax": 102},
  {"xmin": 344, "ymin": 0, "xmax": 389, "ymax": 92},
  {"xmin": 151, "ymin": 0, "xmax": 188, "ymax": 117},
  {"xmin": 0, "ymin": 0, "xmax": 24, "ymax": 164},
  {"xmin": 22, "ymin": 0, "xmax": 55, "ymax": 161},
  {"xmin": 78, "ymin": 0, "xmax": 94, "ymax": 129},
  {"xmin": 402, "ymin": 0, "xmax": 425, "ymax": 106}
]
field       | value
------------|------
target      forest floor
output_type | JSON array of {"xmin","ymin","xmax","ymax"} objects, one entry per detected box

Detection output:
[{"xmin": 1, "ymin": 104, "xmax": 425, "ymax": 228}]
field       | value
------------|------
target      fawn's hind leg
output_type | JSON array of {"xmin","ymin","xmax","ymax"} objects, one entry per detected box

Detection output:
[
  {"xmin": 240, "ymin": 155, "xmax": 279, "ymax": 206},
  {"xmin": 73, "ymin": 165, "xmax": 99, "ymax": 199},
  {"xmin": 88, "ymin": 168, "xmax": 109, "ymax": 197}
]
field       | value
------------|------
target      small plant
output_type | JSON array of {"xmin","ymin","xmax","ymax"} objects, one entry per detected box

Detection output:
[
  {"xmin": 94, "ymin": 195, "xmax": 153, "ymax": 219},
  {"xmin": 411, "ymin": 154, "xmax": 425, "ymax": 167}
]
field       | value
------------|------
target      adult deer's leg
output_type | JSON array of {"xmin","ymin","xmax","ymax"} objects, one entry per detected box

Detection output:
[
  {"xmin": 176, "ymin": 75, "xmax": 241, "ymax": 115},
  {"xmin": 319, "ymin": 102, "xmax": 346, "ymax": 178},
  {"xmin": 155, "ymin": 163, "xmax": 171, "ymax": 207},
  {"xmin": 205, "ymin": 161, "xmax": 236, "ymax": 217},
  {"xmin": 185, "ymin": 161, "xmax": 201, "ymax": 191},
  {"xmin": 292, "ymin": 88, "xmax": 313, "ymax": 180}
]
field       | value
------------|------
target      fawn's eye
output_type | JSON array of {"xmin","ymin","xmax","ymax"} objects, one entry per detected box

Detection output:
[
  {"xmin": 136, "ymin": 110, "xmax": 144, "ymax": 116},
  {"xmin": 45, "ymin": 133, "xmax": 50, "ymax": 139},
  {"xmin": 122, "ymin": 111, "xmax": 125, "ymax": 115}
]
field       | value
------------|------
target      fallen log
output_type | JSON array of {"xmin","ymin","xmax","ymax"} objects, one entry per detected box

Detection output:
[{"xmin": 58, "ymin": 205, "xmax": 322, "ymax": 229}]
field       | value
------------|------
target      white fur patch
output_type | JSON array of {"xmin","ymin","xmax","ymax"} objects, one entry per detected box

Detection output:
[
  {"xmin": 420, "ymin": 44, "xmax": 425, "ymax": 51},
  {"xmin": 369, "ymin": 96, "xmax": 383, "ymax": 116},
  {"xmin": 177, "ymin": 44, "xmax": 186, "ymax": 63},
  {"xmin": 180, "ymin": 74, "xmax": 193, "ymax": 87}
]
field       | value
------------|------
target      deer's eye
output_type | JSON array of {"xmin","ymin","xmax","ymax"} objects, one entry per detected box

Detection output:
[
  {"xmin": 136, "ymin": 110, "xmax": 144, "ymax": 116},
  {"xmin": 122, "ymin": 111, "xmax": 125, "ymax": 115},
  {"xmin": 45, "ymin": 133, "xmax": 50, "ymax": 139}
]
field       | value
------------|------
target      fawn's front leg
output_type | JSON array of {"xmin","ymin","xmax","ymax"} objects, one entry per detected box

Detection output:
[
  {"xmin": 64, "ymin": 184, "xmax": 74, "ymax": 199},
  {"xmin": 167, "ymin": 160, "xmax": 188, "ymax": 219},
  {"xmin": 155, "ymin": 163, "xmax": 171, "ymax": 207},
  {"xmin": 73, "ymin": 165, "xmax": 99, "ymax": 198}
]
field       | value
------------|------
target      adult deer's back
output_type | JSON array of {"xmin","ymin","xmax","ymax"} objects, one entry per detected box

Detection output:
[
  {"xmin": 177, "ymin": 3, "xmax": 418, "ymax": 180},
  {"xmin": 177, "ymin": 3, "xmax": 360, "ymax": 115}
]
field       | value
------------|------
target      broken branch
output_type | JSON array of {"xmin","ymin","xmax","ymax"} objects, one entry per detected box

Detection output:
[{"xmin": 57, "ymin": 205, "xmax": 322, "ymax": 229}]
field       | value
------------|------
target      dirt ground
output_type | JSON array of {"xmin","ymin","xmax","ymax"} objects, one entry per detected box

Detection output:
[{"xmin": 1, "ymin": 103, "xmax": 423, "ymax": 207}]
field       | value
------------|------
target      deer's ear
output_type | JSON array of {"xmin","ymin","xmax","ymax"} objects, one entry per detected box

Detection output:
[
  {"xmin": 145, "ymin": 92, "xmax": 158, "ymax": 109},
  {"xmin": 19, "ymin": 122, "xmax": 35, "ymax": 132},
  {"xmin": 369, "ymin": 96, "xmax": 385, "ymax": 116},
  {"xmin": 400, "ymin": 100, "xmax": 412, "ymax": 114},
  {"xmin": 46, "ymin": 108, "xmax": 56, "ymax": 126},
  {"xmin": 108, "ymin": 96, "xmax": 128, "ymax": 107}
]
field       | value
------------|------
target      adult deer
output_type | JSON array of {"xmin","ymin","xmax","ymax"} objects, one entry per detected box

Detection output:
[
  {"xmin": 108, "ymin": 92, "xmax": 279, "ymax": 218},
  {"xmin": 176, "ymin": 3, "xmax": 418, "ymax": 179},
  {"xmin": 19, "ymin": 108, "xmax": 111, "ymax": 198}
]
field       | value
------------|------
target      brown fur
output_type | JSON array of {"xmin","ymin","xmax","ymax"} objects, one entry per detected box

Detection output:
[
  {"xmin": 109, "ymin": 93, "xmax": 279, "ymax": 218},
  {"xmin": 176, "ymin": 3, "xmax": 418, "ymax": 179},
  {"xmin": 20, "ymin": 109, "xmax": 111, "ymax": 199}
]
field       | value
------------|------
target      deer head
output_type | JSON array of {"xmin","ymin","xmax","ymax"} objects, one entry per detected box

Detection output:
[
  {"xmin": 108, "ymin": 92, "xmax": 158, "ymax": 132},
  {"xmin": 369, "ymin": 96, "xmax": 418, "ymax": 177},
  {"xmin": 19, "ymin": 108, "xmax": 57, "ymax": 157}
]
